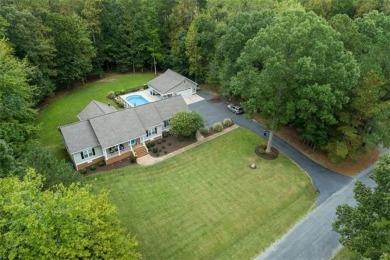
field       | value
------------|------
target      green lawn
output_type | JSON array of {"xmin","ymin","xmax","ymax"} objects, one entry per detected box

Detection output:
[
  {"xmin": 37, "ymin": 73, "xmax": 156, "ymax": 158},
  {"xmin": 333, "ymin": 247, "xmax": 361, "ymax": 260},
  {"xmin": 88, "ymin": 128, "xmax": 316, "ymax": 259}
]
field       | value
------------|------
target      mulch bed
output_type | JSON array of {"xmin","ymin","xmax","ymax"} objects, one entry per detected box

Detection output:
[
  {"xmin": 149, "ymin": 135, "xmax": 196, "ymax": 158},
  {"xmin": 255, "ymin": 145, "xmax": 279, "ymax": 160}
]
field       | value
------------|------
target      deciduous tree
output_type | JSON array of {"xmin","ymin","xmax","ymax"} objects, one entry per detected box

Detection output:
[
  {"xmin": 0, "ymin": 39, "xmax": 37, "ymax": 175},
  {"xmin": 333, "ymin": 154, "xmax": 390, "ymax": 259},
  {"xmin": 231, "ymin": 11, "xmax": 359, "ymax": 153},
  {"xmin": 0, "ymin": 169, "xmax": 140, "ymax": 259}
]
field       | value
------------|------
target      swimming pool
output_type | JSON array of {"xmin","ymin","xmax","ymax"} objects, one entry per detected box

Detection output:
[{"xmin": 125, "ymin": 95, "xmax": 149, "ymax": 107}]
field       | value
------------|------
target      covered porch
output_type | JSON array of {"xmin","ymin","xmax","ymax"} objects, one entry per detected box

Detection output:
[{"xmin": 103, "ymin": 137, "xmax": 149, "ymax": 164}]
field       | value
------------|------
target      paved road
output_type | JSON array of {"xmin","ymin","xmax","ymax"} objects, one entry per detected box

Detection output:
[
  {"xmin": 256, "ymin": 166, "xmax": 375, "ymax": 260},
  {"xmin": 190, "ymin": 92, "xmax": 352, "ymax": 205}
]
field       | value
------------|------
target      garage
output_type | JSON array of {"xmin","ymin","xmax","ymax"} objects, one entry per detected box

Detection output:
[{"xmin": 176, "ymin": 88, "xmax": 194, "ymax": 97}]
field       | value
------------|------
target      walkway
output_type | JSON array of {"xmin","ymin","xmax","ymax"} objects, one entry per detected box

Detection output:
[{"xmin": 137, "ymin": 125, "xmax": 239, "ymax": 166}]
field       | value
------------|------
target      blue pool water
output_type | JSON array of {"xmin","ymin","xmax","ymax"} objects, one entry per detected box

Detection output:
[{"xmin": 125, "ymin": 95, "xmax": 149, "ymax": 107}]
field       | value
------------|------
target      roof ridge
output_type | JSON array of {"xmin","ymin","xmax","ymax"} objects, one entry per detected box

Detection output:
[{"xmin": 92, "ymin": 100, "xmax": 109, "ymax": 114}]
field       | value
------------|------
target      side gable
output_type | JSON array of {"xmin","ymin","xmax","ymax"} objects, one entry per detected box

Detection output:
[
  {"xmin": 147, "ymin": 69, "xmax": 197, "ymax": 94},
  {"xmin": 89, "ymin": 109, "xmax": 145, "ymax": 149},
  {"xmin": 78, "ymin": 100, "xmax": 116, "ymax": 121},
  {"xmin": 59, "ymin": 121, "xmax": 100, "ymax": 154}
]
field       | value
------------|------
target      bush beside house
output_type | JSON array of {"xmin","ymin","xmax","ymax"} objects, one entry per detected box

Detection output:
[{"xmin": 169, "ymin": 111, "xmax": 204, "ymax": 139}]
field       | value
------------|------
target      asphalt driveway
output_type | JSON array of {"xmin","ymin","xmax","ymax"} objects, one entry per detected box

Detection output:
[{"xmin": 189, "ymin": 91, "xmax": 352, "ymax": 205}]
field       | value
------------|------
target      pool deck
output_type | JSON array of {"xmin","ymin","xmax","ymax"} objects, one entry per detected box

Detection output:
[
  {"xmin": 120, "ymin": 90, "xmax": 160, "ymax": 107},
  {"xmin": 120, "ymin": 89, "xmax": 204, "ymax": 107}
]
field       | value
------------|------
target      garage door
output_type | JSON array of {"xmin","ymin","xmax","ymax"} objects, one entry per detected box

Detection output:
[{"xmin": 177, "ymin": 88, "xmax": 193, "ymax": 97}]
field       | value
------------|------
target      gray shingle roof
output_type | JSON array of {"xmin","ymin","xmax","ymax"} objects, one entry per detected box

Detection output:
[
  {"xmin": 154, "ymin": 95, "xmax": 189, "ymax": 119},
  {"xmin": 59, "ymin": 121, "xmax": 100, "ymax": 154},
  {"xmin": 134, "ymin": 104, "xmax": 161, "ymax": 128},
  {"xmin": 148, "ymin": 69, "xmax": 197, "ymax": 94},
  {"xmin": 60, "ymin": 95, "xmax": 189, "ymax": 152},
  {"xmin": 78, "ymin": 100, "xmax": 116, "ymax": 121}
]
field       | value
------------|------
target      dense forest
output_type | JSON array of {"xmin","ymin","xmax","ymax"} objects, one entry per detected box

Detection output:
[
  {"xmin": 1, "ymin": 0, "xmax": 390, "ymax": 173},
  {"xmin": 1, "ymin": 0, "xmax": 390, "ymax": 258}
]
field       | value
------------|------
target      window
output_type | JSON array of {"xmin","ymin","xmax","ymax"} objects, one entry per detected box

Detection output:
[
  {"xmin": 81, "ymin": 148, "xmax": 95, "ymax": 159},
  {"xmin": 146, "ymin": 127, "xmax": 158, "ymax": 137},
  {"xmin": 163, "ymin": 119, "xmax": 170, "ymax": 128}
]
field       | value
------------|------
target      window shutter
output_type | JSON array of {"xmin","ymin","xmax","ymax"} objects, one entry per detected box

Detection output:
[
  {"xmin": 92, "ymin": 148, "xmax": 95, "ymax": 155},
  {"xmin": 81, "ymin": 152, "xmax": 84, "ymax": 159}
]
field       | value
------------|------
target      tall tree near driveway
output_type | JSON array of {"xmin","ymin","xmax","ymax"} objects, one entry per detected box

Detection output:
[{"xmin": 231, "ymin": 11, "xmax": 359, "ymax": 153}]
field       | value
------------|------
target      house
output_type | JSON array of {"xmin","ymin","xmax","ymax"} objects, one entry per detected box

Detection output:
[
  {"xmin": 58, "ymin": 96, "xmax": 189, "ymax": 170},
  {"xmin": 147, "ymin": 69, "xmax": 198, "ymax": 99}
]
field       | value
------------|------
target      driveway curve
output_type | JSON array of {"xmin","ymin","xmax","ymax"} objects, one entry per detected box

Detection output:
[{"xmin": 189, "ymin": 91, "xmax": 352, "ymax": 205}]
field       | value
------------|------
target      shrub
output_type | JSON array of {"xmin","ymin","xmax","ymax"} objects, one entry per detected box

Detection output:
[
  {"xmin": 162, "ymin": 138, "xmax": 166, "ymax": 142},
  {"xmin": 115, "ymin": 99, "xmax": 125, "ymax": 108},
  {"xmin": 213, "ymin": 122, "xmax": 223, "ymax": 132},
  {"xmin": 129, "ymin": 155, "xmax": 137, "ymax": 163},
  {"xmin": 146, "ymin": 142, "xmax": 155, "ymax": 148},
  {"xmin": 157, "ymin": 140, "xmax": 162, "ymax": 144},
  {"xmin": 199, "ymin": 127, "xmax": 210, "ymax": 136},
  {"xmin": 152, "ymin": 147, "xmax": 158, "ymax": 154},
  {"xmin": 223, "ymin": 118, "xmax": 233, "ymax": 127},
  {"xmin": 143, "ymin": 84, "xmax": 148, "ymax": 90},
  {"xmin": 79, "ymin": 169, "xmax": 87, "ymax": 175},
  {"xmin": 164, "ymin": 151, "xmax": 168, "ymax": 154},
  {"xmin": 98, "ymin": 161, "xmax": 105, "ymax": 167},
  {"xmin": 169, "ymin": 111, "xmax": 204, "ymax": 139},
  {"xmin": 89, "ymin": 165, "xmax": 97, "ymax": 171},
  {"xmin": 107, "ymin": 91, "xmax": 115, "ymax": 99},
  {"xmin": 162, "ymin": 131, "xmax": 169, "ymax": 138}
]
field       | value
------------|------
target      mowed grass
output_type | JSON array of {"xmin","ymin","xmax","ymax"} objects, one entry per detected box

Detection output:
[
  {"xmin": 37, "ymin": 73, "xmax": 156, "ymax": 158},
  {"xmin": 88, "ymin": 128, "xmax": 316, "ymax": 259}
]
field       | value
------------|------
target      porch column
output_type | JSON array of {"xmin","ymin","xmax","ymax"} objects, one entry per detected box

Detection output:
[
  {"xmin": 103, "ymin": 148, "xmax": 108, "ymax": 160},
  {"xmin": 117, "ymin": 144, "xmax": 121, "ymax": 155}
]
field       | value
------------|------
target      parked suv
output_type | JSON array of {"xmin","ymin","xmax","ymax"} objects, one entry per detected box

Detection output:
[{"xmin": 227, "ymin": 104, "xmax": 244, "ymax": 115}]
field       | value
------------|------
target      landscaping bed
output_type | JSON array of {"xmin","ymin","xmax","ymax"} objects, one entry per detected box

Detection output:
[{"xmin": 148, "ymin": 135, "xmax": 196, "ymax": 158}]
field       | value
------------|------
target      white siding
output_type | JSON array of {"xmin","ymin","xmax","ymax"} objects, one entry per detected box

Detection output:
[
  {"xmin": 144, "ymin": 125, "xmax": 163, "ymax": 141},
  {"xmin": 73, "ymin": 146, "xmax": 103, "ymax": 164}
]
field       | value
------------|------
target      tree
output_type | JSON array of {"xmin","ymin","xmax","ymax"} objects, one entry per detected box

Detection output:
[
  {"xmin": 46, "ymin": 13, "xmax": 95, "ymax": 86},
  {"xmin": 168, "ymin": 0, "xmax": 198, "ymax": 75},
  {"xmin": 327, "ymin": 12, "xmax": 390, "ymax": 161},
  {"xmin": 0, "ymin": 39, "xmax": 38, "ymax": 176},
  {"xmin": 142, "ymin": 0, "xmax": 164, "ymax": 74},
  {"xmin": 169, "ymin": 111, "xmax": 204, "ymax": 139},
  {"xmin": 333, "ymin": 154, "xmax": 390, "ymax": 259},
  {"xmin": 0, "ymin": 2, "xmax": 57, "ymax": 101},
  {"xmin": 24, "ymin": 146, "xmax": 79, "ymax": 189},
  {"xmin": 185, "ymin": 13, "xmax": 217, "ymax": 82},
  {"xmin": 215, "ymin": 11, "xmax": 274, "ymax": 91},
  {"xmin": 0, "ymin": 169, "xmax": 140, "ymax": 259},
  {"xmin": 231, "ymin": 11, "xmax": 359, "ymax": 153}
]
